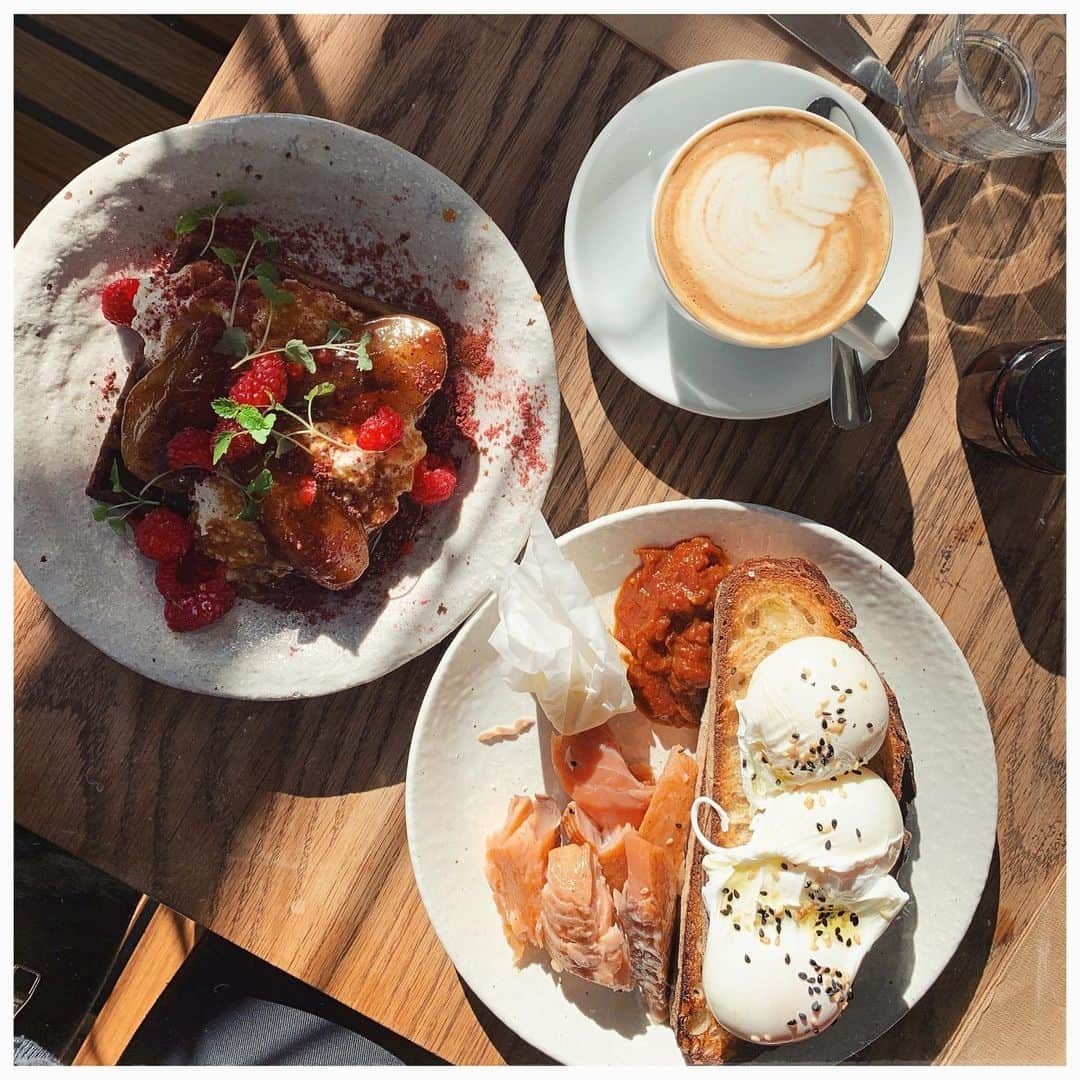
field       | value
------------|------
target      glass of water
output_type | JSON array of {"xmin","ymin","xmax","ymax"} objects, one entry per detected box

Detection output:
[{"xmin": 902, "ymin": 14, "xmax": 1065, "ymax": 163}]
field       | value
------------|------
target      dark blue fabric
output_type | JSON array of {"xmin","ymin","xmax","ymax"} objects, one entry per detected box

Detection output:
[
  {"xmin": 13, "ymin": 1036, "xmax": 61, "ymax": 1066},
  {"xmin": 120, "ymin": 934, "xmax": 438, "ymax": 1066}
]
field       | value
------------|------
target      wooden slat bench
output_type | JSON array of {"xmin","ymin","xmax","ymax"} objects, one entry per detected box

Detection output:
[{"xmin": 13, "ymin": 14, "xmax": 248, "ymax": 239}]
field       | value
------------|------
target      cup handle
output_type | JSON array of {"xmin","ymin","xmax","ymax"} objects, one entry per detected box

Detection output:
[{"xmin": 834, "ymin": 304, "xmax": 899, "ymax": 362}]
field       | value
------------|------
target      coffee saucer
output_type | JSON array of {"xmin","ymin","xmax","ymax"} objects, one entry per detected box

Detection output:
[{"xmin": 564, "ymin": 60, "xmax": 924, "ymax": 420}]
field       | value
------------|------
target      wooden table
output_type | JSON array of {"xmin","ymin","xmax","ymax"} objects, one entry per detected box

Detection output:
[{"xmin": 14, "ymin": 14, "xmax": 1065, "ymax": 1065}]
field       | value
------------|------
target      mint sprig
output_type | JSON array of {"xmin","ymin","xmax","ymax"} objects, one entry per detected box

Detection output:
[
  {"xmin": 211, "ymin": 398, "xmax": 279, "ymax": 464},
  {"xmin": 174, "ymin": 189, "xmax": 248, "ymax": 256}
]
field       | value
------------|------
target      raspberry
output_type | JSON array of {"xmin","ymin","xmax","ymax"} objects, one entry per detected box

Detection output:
[
  {"xmin": 286, "ymin": 361, "xmax": 306, "ymax": 381},
  {"xmin": 164, "ymin": 582, "xmax": 236, "ymax": 632},
  {"xmin": 314, "ymin": 348, "xmax": 336, "ymax": 366},
  {"xmin": 297, "ymin": 476, "xmax": 318, "ymax": 507},
  {"xmin": 356, "ymin": 406, "xmax": 405, "ymax": 452},
  {"xmin": 155, "ymin": 551, "xmax": 228, "ymax": 600},
  {"xmin": 132, "ymin": 507, "xmax": 193, "ymax": 562},
  {"xmin": 166, "ymin": 427, "xmax": 214, "ymax": 471},
  {"xmin": 230, "ymin": 354, "xmax": 288, "ymax": 407},
  {"xmin": 101, "ymin": 277, "xmax": 140, "ymax": 326},
  {"xmin": 410, "ymin": 453, "xmax": 458, "ymax": 506},
  {"xmin": 211, "ymin": 419, "xmax": 256, "ymax": 463}
]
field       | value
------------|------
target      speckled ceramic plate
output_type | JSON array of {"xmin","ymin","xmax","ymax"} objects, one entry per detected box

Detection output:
[
  {"xmin": 406, "ymin": 500, "xmax": 997, "ymax": 1065},
  {"xmin": 14, "ymin": 114, "xmax": 559, "ymax": 699}
]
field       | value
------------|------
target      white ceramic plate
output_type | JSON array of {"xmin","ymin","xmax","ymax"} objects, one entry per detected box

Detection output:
[
  {"xmin": 564, "ymin": 61, "xmax": 925, "ymax": 419},
  {"xmin": 14, "ymin": 114, "xmax": 559, "ymax": 699},
  {"xmin": 406, "ymin": 500, "xmax": 996, "ymax": 1065}
]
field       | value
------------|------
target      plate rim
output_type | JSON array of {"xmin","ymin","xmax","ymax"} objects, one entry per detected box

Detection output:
[
  {"xmin": 564, "ymin": 59, "xmax": 926, "ymax": 420},
  {"xmin": 13, "ymin": 111, "xmax": 560, "ymax": 700},
  {"xmin": 405, "ymin": 497, "xmax": 997, "ymax": 1064}
]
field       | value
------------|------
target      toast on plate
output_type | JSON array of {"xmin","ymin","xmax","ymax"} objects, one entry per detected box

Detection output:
[{"xmin": 671, "ymin": 556, "xmax": 913, "ymax": 1064}]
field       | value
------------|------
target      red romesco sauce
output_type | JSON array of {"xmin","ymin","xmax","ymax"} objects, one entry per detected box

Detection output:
[{"xmin": 613, "ymin": 536, "xmax": 730, "ymax": 727}]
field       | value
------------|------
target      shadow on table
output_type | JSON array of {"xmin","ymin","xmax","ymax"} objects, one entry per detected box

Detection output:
[
  {"xmin": 458, "ymin": 978, "xmax": 555, "ymax": 1065},
  {"xmin": 855, "ymin": 841, "xmax": 1000, "ymax": 1063},
  {"xmin": 543, "ymin": 396, "xmax": 590, "ymax": 536},
  {"xmin": 585, "ymin": 286, "xmax": 930, "ymax": 577},
  {"xmin": 920, "ymin": 148, "xmax": 1065, "ymax": 677}
]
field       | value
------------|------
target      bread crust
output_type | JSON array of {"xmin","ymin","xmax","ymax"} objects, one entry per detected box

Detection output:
[{"xmin": 671, "ymin": 557, "xmax": 913, "ymax": 1063}]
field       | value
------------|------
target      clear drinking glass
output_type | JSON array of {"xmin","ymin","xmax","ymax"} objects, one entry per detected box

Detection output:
[{"xmin": 902, "ymin": 14, "xmax": 1066, "ymax": 163}]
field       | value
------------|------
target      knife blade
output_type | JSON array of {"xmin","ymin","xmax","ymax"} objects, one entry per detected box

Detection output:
[{"xmin": 768, "ymin": 15, "xmax": 901, "ymax": 106}]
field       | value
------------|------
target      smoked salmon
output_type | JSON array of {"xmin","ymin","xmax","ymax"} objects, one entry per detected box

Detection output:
[
  {"xmin": 484, "ymin": 795, "xmax": 561, "ymax": 962},
  {"xmin": 550, "ymin": 724, "xmax": 654, "ymax": 830},
  {"xmin": 560, "ymin": 801, "xmax": 633, "ymax": 893},
  {"xmin": 539, "ymin": 843, "xmax": 634, "ymax": 991},
  {"xmin": 616, "ymin": 831, "xmax": 679, "ymax": 1021},
  {"xmin": 638, "ymin": 747, "xmax": 699, "ymax": 880}
]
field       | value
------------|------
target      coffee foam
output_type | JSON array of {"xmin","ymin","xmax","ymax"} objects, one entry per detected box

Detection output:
[{"xmin": 654, "ymin": 112, "xmax": 892, "ymax": 346}]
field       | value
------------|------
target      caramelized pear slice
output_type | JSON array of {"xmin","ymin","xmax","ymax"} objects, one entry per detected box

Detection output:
[
  {"xmin": 289, "ymin": 314, "xmax": 448, "ymax": 422},
  {"xmin": 259, "ymin": 469, "xmax": 370, "ymax": 590},
  {"xmin": 120, "ymin": 314, "xmax": 231, "ymax": 484},
  {"xmin": 363, "ymin": 315, "xmax": 448, "ymax": 417}
]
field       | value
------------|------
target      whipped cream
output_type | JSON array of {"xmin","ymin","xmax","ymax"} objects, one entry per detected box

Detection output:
[{"xmin": 695, "ymin": 635, "xmax": 907, "ymax": 1045}]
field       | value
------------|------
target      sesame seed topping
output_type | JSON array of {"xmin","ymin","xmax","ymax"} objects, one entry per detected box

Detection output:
[
  {"xmin": 825, "ymin": 839, "xmax": 832, "ymax": 850},
  {"xmin": 744, "ymin": 954, "xmax": 751, "ymax": 963}
]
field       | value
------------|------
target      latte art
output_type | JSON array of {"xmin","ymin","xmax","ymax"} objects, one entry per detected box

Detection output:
[{"xmin": 654, "ymin": 111, "xmax": 892, "ymax": 347}]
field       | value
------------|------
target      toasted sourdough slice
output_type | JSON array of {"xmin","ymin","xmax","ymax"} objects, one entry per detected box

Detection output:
[{"xmin": 671, "ymin": 557, "xmax": 914, "ymax": 1064}]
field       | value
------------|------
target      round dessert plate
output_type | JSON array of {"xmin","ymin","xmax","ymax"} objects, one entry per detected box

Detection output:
[
  {"xmin": 565, "ymin": 61, "xmax": 925, "ymax": 419},
  {"xmin": 14, "ymin": 113, "xmax": 559, "ymax": 699},
  {"xmin": 407, "ymin": 500, "xmax": 996, "ymax": 1065}
]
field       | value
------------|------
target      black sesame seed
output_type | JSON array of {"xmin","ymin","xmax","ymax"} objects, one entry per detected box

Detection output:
[
  {"xmin": 825, "ymin": 840, "xmax": 832, "ymax": 850},
  {"xmin": 856, "ymin": 828, "xmax": 862, "ymax": 840},
  {"xmin": 851, "ymin": 914, "xmax": 860, "ymax": 926},
  {"xmin": 831, "ymin": 819, "xmax": 837, "ymax": 828},
  {"xmin": 812, "ymin": 1001, "xmax": 822, "ymax": 1013},
  {"xmin": 744, "ymin": 954, "xmax": 751, "ymax": 963},
  {"xmin": 816, "ymin": 822, "xmax": 824, "ymax": 832}
]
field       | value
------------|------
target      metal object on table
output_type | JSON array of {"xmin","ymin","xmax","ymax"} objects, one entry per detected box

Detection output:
[
  {"xmin": 807, "ymin": 94, "xmax": 875, "ymax": 431},
  {"xmin": 831, "ymin": 339, "xmax": 873, "ymax": 429},
  {"xmin": 769, "ymin": 14, "xmax": 901, "ymax": 105}
]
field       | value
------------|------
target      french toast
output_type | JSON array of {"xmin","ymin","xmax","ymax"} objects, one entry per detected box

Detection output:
[{"xmin": 671, "ymin": 556, "xmax": 913, "ymax": 1064}]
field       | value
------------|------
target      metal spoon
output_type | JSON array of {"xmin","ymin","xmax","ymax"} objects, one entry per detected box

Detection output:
[{"xmin": 806, "ymin": 96, "xmax": 873, "ymax": 430}]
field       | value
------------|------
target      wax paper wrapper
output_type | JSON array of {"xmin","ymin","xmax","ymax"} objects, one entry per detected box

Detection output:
[{"xmin": 488, "ymin": 513, "xmax": 634, "ymax": 735}]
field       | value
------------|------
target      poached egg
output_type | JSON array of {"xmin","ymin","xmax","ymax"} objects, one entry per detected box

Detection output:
[{"xmin": 694, "ymin": 635, "xmax": 908, "ymax": 1045}]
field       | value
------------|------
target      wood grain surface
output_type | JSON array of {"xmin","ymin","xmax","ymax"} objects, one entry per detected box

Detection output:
[{"xmin": 14, "ymin": 14, "xmax": 1064, "ymax": 1066}]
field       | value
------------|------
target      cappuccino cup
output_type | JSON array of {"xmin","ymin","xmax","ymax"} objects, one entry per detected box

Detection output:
[{"xmin": 651, "ymin": 106, "xmax": 897, "ymax": 358}]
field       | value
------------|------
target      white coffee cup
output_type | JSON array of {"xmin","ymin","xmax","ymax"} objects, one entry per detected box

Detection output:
[{"xmin": 649, "ymin": 106, "xmax": 898, "ymax": 361}]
